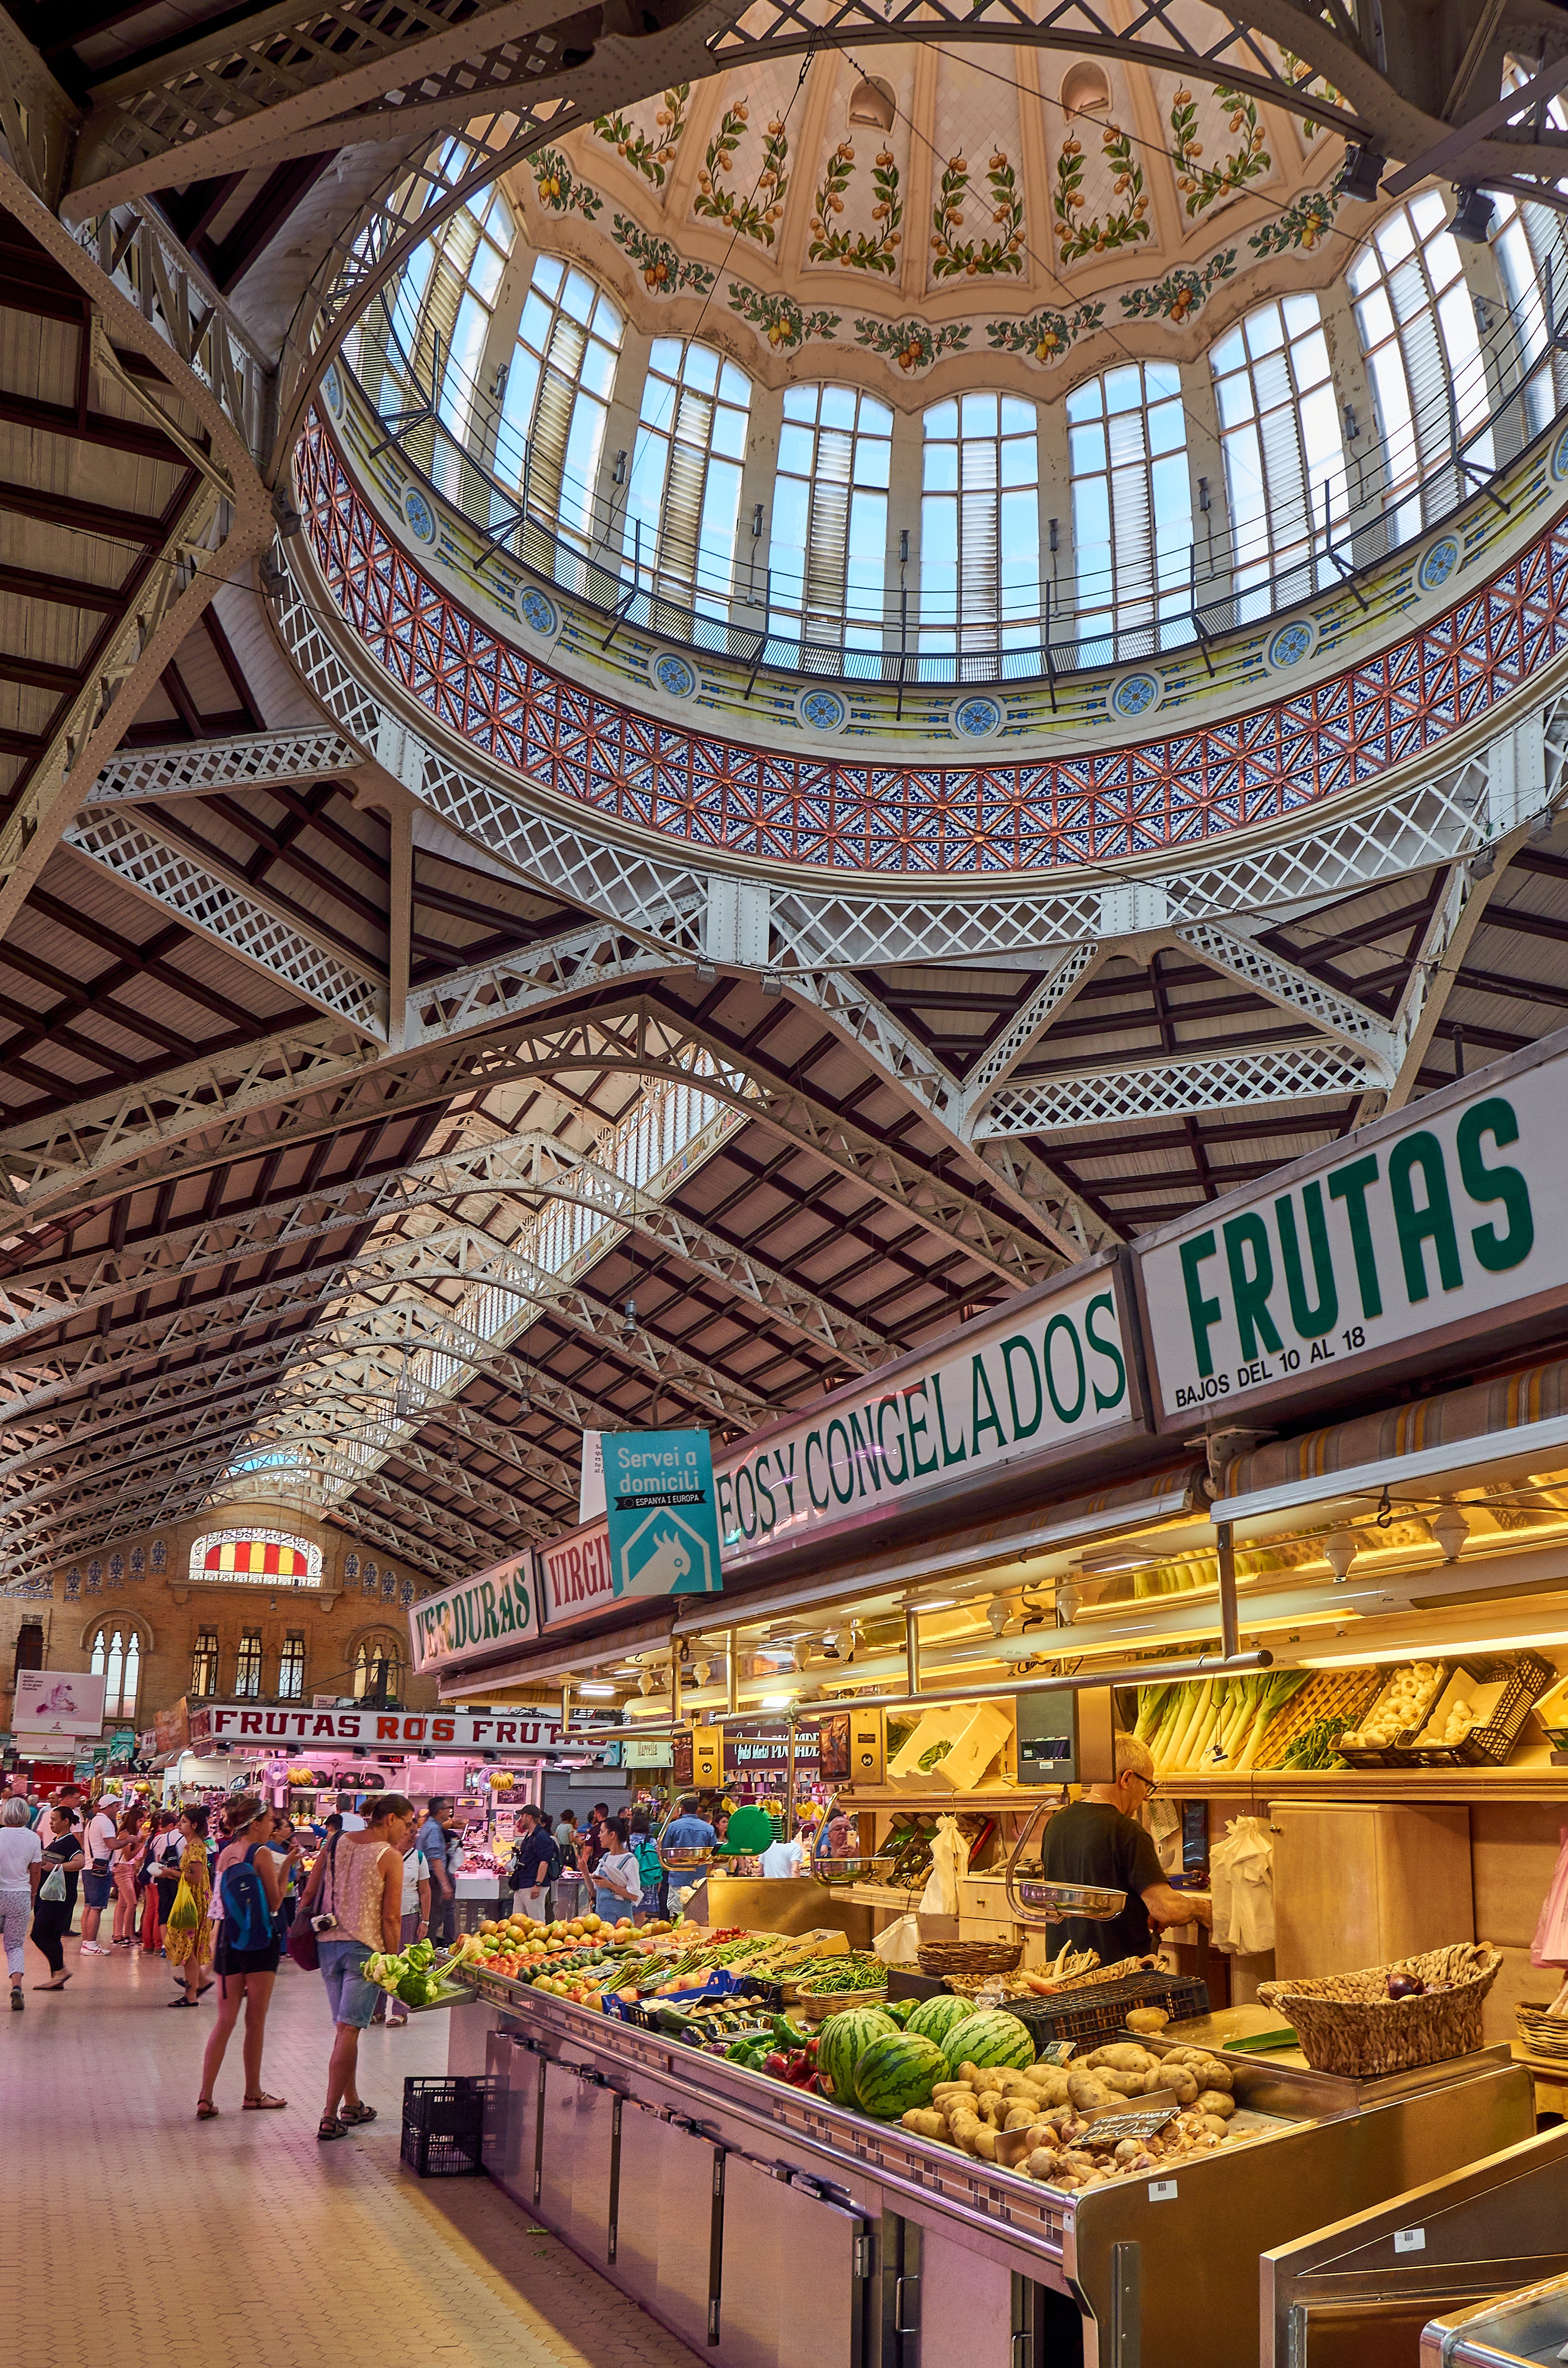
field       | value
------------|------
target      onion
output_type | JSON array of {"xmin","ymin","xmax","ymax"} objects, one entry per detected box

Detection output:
[{"xmin": 1385, "ymin": 1973, "xmax": 1425, "ymax": 2000}]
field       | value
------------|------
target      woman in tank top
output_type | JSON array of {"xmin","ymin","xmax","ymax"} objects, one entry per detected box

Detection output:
[{"xmin": 295, "ymin": 1791, "xmax": 416, "ymax": 2142}]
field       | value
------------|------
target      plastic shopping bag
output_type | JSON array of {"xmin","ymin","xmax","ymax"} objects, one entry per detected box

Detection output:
[
  {"xmin": 873, "ymin": 1914, "xmax": 921, "ymax": 1968},
  {"xmin": 165, "ymin": 1876, "xmax": 200, "ymax": 1933},
  {"xmin": 918, "ymin": 1815, "xmax": 966, "ymax": 1919},
  {"xmin": 1210, "ymin": 1817, "xmax": 1275, "ymax": 1955}
]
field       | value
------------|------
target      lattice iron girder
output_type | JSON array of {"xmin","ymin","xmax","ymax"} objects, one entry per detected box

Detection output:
[
  {"xmin": 0, "ymin": 1339, "xmax": 306, "ymax": 1468},
  {"xmin": 63, "ymin": 806, "xmax": 388, "ymax": 1039},
  {"xmin": 87, "ymin": 729, "xmax": 369, "ymax": 804},
  {"xmin": 977, "ymin": 1043, "xmax": 1386, "ymax": 1134},
  {"xmin": 265, "ymin": 1306, "xmax": 636, "ymax": 1434},
  {"xmin": 1170, "ymin": 920, "xmax": 1401, "ymax": 1070},
  {"xmin": 224, "ymin": 1415, "xmax": 571, "ymax": 1526},
  {"xmin": 404, "ymin": 908, "xmax": 707, "ymax": 1046},
  {"xmin": 963, "ymin": 945, "xmax": 1108, "ymax": 1105}
]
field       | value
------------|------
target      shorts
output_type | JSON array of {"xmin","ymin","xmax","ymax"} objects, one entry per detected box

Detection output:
[
  {"xmin": 319, "ymin": 1937, "xmax": 379, "ymax": 2027},
  {"xmin": 214, "ymin": 1928, "xmax": 281, "ymax": 1979},
  {"xmin": 639, "ymin": 1888, "xmax": 661, "ymax": 1915},
  {"xmin": 83, "ymin": 1870, "xmax": 112, "ymax": 1909}
]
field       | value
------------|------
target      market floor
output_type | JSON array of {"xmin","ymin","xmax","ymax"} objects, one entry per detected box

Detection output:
[{"xmin": 1, "ymin": 1935, "xmax": 705, "ymax": 2368}]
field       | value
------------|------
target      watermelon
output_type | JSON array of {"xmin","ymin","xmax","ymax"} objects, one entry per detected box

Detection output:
[
  {"xmin": 854, "ymin": 2031, "xmax": 948, "ymax": 2121},
  {"xmin": 905, "ymin": 1994, "xmax": 982, "ymax": 2048},
  {"xmin": 941, "ymin": 2008, "xmax": 1035, "ymax": 2075},
  {"xmin": 818, "ymin": 2006, "xmax": 898, "ymax": 2103}
]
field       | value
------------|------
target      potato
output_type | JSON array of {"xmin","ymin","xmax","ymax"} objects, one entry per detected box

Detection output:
[
  {"xmin": 1126, "ymin": 2007, "xmax": 1169, "ymax": 2033},
  {"xmin": 1190, "ymin": 2056, "xmax": 1233, "ymax": 2092},
  {"xmin": 1100, "ymin": 2069, "xmax": 1148, "ymax": 2098},
  {"xmin": 972, "ymin": 2124, "xmax": 997, "ymax": 2161},
  {"xmin": 948, "ymin": 2109, "xmax": 986, "ymax": 2154},
  {"xmin": 1195, "ymin": 2089, "xmax": 1234, "ymax": 2120},
  {"xmin": 901, "ymin": 2109, "xmax": 948, "ymax": 2139},
  {"xmin": 1197, "ymin": 2114, "xmax": 1231, "ymax": 2139},
  {"xmin": 1099, "ymin": 2044, "xmax": 1155, "ymax": 2074},
  {"xmin": 1004, "ymin": 2102, "xmax": 1043, "ymax": 2131},
  {"xmin": 1143, "ymin": 2063, "xmax": 1198, "ymax": 2104},
  {"xmin": 967, "ymin": 2065, "xmax": 1009, "ymax": 2095},
  {"xmin": 1067, "ymin": 2070, "xmax": 1116, "ymax": 2113},
  {"xmin": 1024, "ymin": 2066, "xmax": 1071, "ymax": 2107},
  {"xmin": 976, "ymin": 2093, "xmax": 1010, "ymax": 2127}
]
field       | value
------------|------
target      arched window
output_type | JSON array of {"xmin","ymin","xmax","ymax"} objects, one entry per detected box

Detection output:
[
  {"xmin": 1209, "ymin": 294, "xmax": 1348, "ymax": 618},
  {"xmin": 278, "ymin": 1635, "xmax": 306, "ymax": 1701},
  {"xmin": 624, "ymin": 338, "xmax": 752, "ymax": 619},
  {"xmin": 353, "ymin": 1634, "xmax": 404, "ymax": 1706},
  {"xmin": 1066, "ymin": 362, "xmax": 1191, "ymax": 657},
  {"xmin": 387, "ymin": 158, "xmax": 515, "ymax": 449},
  {"xmin": 770, "ymin": 383, "xmax": 891, "ymax": 650},
  {"xmin": 496, "ymin": 256, "xmax": 623, "ymax": 544},
  {"xmin": 234, "ymin": 1630, "xmax": 263, "ymax": 1700},
  {"xmin": 919, "ymin": 393, "xmax": 1040, "ymax": 655},
  {"xmin": 1489, "ymin": 186, "xmax": 1568, "ymax": 439},
  {"xmin": 90, "ymin": 1624, "xmax": 141, "ymax": 1721},
  {"xmin": 1347, "ymin": 191, "xmax": 1492, "ymax": 544}
]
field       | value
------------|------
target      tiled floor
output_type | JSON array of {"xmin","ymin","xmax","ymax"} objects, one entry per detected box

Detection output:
[{"xmin": 2, "ymin": 1933, "xmax": 704, "ymax": 2368}]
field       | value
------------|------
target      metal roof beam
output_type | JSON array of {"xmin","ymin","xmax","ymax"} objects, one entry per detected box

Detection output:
[
  {"xmin": 976, "ymin": 1042, "xmax": 1389, "ymax": 1134},
  {"xmin": 87, "ymin": 727, "xmax": 369, "ymax": 804}
]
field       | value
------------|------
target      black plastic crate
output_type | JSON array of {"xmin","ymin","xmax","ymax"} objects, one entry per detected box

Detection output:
[
  {"xmin": 992, "ymin": 1971, "xmax": 1209, "ymax": 2051},
  {"xmin": 401, "ymin": 2075, "xmax": 496, "ymax": 2177}
]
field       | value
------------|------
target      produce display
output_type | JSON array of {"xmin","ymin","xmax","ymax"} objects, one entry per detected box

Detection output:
[
  {"xmin": 819, "ymin": 2006, "xmax": 899, "ymax": 2102},
  {"xmin": 854, "ymin": 2030, "xmax": 948, "ymax": 2119},
  {"xmin": 363, "ymin": 1935, "xmax": 479, "ymax": 2008},
  {"xmin": 1340, "ymin": 1663, "xmax": 1444, "ymax": 1751},
  {"xmin": 1136, "ymin": 1671, "xmax": 1313, "ymax": 1773},
  {"xmin": 793, "ymin": 1953, "xmax": 889, "ymax": 1997}
]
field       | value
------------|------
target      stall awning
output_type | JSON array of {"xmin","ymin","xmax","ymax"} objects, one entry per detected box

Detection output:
[{"xmin": 1213, "ymin": 1355, "xmax": 1568, "ymax": 1524}]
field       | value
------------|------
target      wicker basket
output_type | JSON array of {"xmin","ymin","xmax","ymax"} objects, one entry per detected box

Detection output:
[
  {"xmin": 1258, "ymin": 1943, "xmax": 1502, "ymax": 2076},
  {"xmin": 793, "ymin": 1984, "xmax": 890, "ymax": 2019},
  {"xmin": 1515, "ymin": 2003, "xmax": 1568, "ymax": 2062},
  {"xmin": 940, "ymin": 1955, "xmax": 1143, "ymax": 2000},
  {"xmin": 916, "ymin": 1939, "xmax": 1023, "ymax": 1978},
  {"xmin": 1411, "ymin": 1650, "xmax": 1557, "ymax": 1767}
]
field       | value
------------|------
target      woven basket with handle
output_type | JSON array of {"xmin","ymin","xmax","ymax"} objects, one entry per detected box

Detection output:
[
  {"xmin": 916, "ymin": 1939, "xmax": 1023, "ymax": 1978},
  {"xmin": 1257, "ymin": 1942, "xmax": 1502, "ymax": 2076}
]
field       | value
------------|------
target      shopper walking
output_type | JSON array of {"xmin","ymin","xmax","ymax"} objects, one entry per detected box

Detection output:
[
  {"xmin": 375, "ymin": 1827, "xmax": 430, "ymax": 2027},
  {"xmin": 139, "ymin": 1811, "xmax": 174, "ymax": 1951},
  {"xmin": 592, "ymin": 1818, "xmax": 643, "ymax": 1926},
  {"xmin": 296, "ymin": 1792, "xmax": 416, "ymax": 2140},
  {"xmin": 417, "ymin": 1799, "xmax": 455, "ymax": 1946},
  {"xmin": 79, "ymin": 1794, "xmax": 119, "ymax": 1954},
  {"xmin": 30, "ymin": 1809, "xmax": 83, "ymax": 1992},
  {"xmin": 508, "ymin": 1805, "xmax": 557, "ymax": 1923},
  {"xmin": 629, "ymin": 1813, "xmax": 663, "ymax": 1923},
  {"xmin": 552, "ymin": 1811, "xmax": 587, "ymax": 1917},
  {"xmin": 194, "ymin": 1796, "xmax": 294, "ymax": 2115},
  {"xmin": 145, "ymin": 1813, "xmax": 183, "ymax": 1953},
  {"xmin": 109, "ymin": 1805, "xmax": 145, "ymax": 1947},
  {"xmin": 165, "ymin": 1808, "xmax": 214, "ymax": 2006},
  {"xmin": 0, "ymin": 1797, "xmax": 42, "ymax": 2009}
]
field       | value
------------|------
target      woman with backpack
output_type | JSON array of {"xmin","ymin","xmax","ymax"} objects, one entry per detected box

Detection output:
[{"xmin": 195, "ymin": 1794, "xmax": 297, "ymax": 2119}]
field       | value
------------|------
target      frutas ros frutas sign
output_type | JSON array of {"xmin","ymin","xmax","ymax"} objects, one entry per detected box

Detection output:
[{"xmin": 1136, "ymin": 1037, "xmax": 1561, "ymax": 1425}]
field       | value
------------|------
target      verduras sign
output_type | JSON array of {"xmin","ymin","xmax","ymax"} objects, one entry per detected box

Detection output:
[
  {"xmin": 408, "ymin": 1556, "xmax": 538, "ymax": 1676},
  {"xmin": 1137, "ymin": 1031, "xmax": 1568, "ymax": 1427}
]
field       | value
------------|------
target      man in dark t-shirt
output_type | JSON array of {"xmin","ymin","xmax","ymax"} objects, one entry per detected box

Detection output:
[{"xmin": 1041, "ymin": 1734, "xmax": 1211, "ymax": 1965}]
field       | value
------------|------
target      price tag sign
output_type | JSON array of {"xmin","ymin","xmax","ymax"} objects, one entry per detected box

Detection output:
[
  {"xmin": 1149, "ymin": 2180, "xmax": 1178, "ymax": 2201},
  {"xmin": 1079, "ymin": 2106, "xmax": 1180, "ymax": 2151},
  {"xmin": 1394, "ymin": 2229, "xmax": 1426, "ymax": 2255}
]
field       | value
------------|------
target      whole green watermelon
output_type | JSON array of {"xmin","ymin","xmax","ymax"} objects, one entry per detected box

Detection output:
[
  {"xmin": 854, "ymin": 2031, "xmax": 948, "ymax": 2120},
  {"xmin": 817, "ymin": 2006, "xmax": 898, "ymax": 2103},
  {"xmin": 905, "ymin": 1993, "xmax": 982, "ymax": 2048},
  {"xmin": 940, "ymin": 2008, "xmax": 1034, "ymax": 2075}
]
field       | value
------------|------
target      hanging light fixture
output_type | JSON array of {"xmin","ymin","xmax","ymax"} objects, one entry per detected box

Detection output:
[{"xmin": 846, "ymin": 74, "xmax": 895, "ymax": 132}]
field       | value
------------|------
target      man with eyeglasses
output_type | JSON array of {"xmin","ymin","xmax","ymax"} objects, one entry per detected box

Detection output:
[{"xmin": 1040, "ymin": 1733, "xmax": 1210, "ymax": 1970}]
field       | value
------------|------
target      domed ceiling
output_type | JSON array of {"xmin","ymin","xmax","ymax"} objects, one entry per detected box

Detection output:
[{"xmin": 517, "ymin": 34, "xmax": 1349, "ymax": 383}]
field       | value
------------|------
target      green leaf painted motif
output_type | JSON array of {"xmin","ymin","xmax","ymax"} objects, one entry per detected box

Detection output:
[
  {"xmin": 1055, "ymin": 124, "xmax": 1150, "ymax": 264},
  {"xmin": 592, "ymin": 86, "xmax": 690, "ymax": 186},
  {"xmin": 1247, "ymin": 182, "xmax": 1340, "ymax": 257},
  {"xmin": 610, "ymin": 215, "xmax": 715, "ymax": 294},
  {"xmin": 694, "ymin": 101, "xmax": 789, "ymax": 247},
  {"xmin": 986, "ymin": 300, "xmax": 1104, "ymax": 362},
  {"xmin": 728, "ymin": 280, "xmax": 840, "ymax": 349},
  {"xmin": 929, "ymin": 148, "xmax": 1024, "ymax": 279},
  {"xmin": 854, "ymin": 316, "xmax": 971, "ymax": 373},
  {"xmin": 1171, "ymin": 83, "xmax": 1270, "ymax": 216},
  {"xmin": 1278, "ymin": 49, "xmax": 1343, "ymax": 142},
  {"xmin": 808, "ymin": 138, "xmax": 903, "ymax": 273},
  {"xmin": 532, "ymin": 150, "xmax": 602, "ymax": 220},
  {"xmin": 1119, "ymin": 250, "xmax": 1236, "ymax": 324}
]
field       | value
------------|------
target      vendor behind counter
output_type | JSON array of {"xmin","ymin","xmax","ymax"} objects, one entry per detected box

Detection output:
[{"xmin": 1042, "ymin": 1734, "xmax": 1211, "ymax": 1965}]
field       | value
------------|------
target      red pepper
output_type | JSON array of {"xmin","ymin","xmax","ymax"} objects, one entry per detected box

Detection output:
[
  {"xmin": 803, "ymin": 2071, "xmax": 823, "ymax": 2094},
  {"xmin": 805, "ymin": 2037, "xmax": 820, "ymax": 2059},
  {"xmin": 763, "ymin": 2052, "xmax": 790, "ymax": 2078},
  {"xmin": 785, "ymin": 2056, "xmax": 815, "ymax": 2087}
]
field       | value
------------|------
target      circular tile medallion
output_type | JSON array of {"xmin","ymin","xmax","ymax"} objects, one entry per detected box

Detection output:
[
  {"xmin": 1265, "ymin": 618, "xmax": 1316, "ymax": 671},
  {"xmin": 655, "ymin": 651, "xmax": 697, "ymax": 701},
  {"xmin": 796, "ymin": 685, "xmax": 848, "ymax": 734},
  {"xmin": 322, "ymin": 363, "xmax": 344, "ymax": 419},
  {"xmin": 949, "ymin": 692, "xmax": 1003, "ymax": 739},
  {"xmin": 1110, "ymin": 671, "xmax": 1163, "ymax": 721},
  {"xmin": 517, "ymin": 586, "xmax": 559, "ymax": 641},
  {"xmin": 1417, "ymin": 535, "xmax": 1462, "ymax": 594},
  {"xmin": 1553, "ymin": 422, "xmax": 1568, "ymax": 481},
  {"xmin": 402, "ymin": 486, "xmax": 436, "ymax": 544}
]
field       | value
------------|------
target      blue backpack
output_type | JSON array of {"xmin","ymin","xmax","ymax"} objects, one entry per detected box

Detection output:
[{"xmin": 219, "ymin": 1844, "xmax": 275, "ymax": 1952}]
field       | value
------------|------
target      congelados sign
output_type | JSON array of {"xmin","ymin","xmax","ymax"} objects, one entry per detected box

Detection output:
[
  {"xmin": 1137, "ymin": 1034, "xmax": 1568, "ymax": 1426},
  {"xmin": 715, "ymin": 1259, "xmax": 1136, "ymax": 1566}
]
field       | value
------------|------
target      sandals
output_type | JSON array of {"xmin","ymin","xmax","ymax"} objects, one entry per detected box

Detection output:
[
  {"xmin": 196, "ymin": 2100, "xmax": 219, "ymax": 2120},
  {"xmin": 242, "ymin": 2092, "xmax": 287, "ymax": 2111},
  {"xmin": 35, "ymin": 1978, "xmax": 71, "ymax": 1992},
  {"xmin": 167, "ymin": 1995, "xmax": 199, "ymax": 2007},
  {"xmin": 317, "ymin": 2116, "xmax": 348, "ymax": 2141},
  {"xmin": 339, "ymin": 2102, "xmax": 377, "ymax": 2125}
]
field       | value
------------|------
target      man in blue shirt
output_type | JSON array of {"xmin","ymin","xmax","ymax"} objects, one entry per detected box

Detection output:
[
  {"xmin": 417, "ymin": 1798, "xmax": 454, "ymax": 1944},
  {"xmin": 662, "ymin": 1795, "xmax": 716, "ymax": 1919}
]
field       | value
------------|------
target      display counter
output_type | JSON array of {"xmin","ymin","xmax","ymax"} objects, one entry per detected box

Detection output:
[{"xmin": 446, "ymin": 1982, "xmax": 1536, "ymax": 2368}]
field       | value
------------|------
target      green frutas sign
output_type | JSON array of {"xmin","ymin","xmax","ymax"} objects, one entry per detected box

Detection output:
[
  {"xmin": 1137, "ymin": 1036, "xmax": 1563, "ymax": 1427},
  {"xmin": 408, "ymin": 1556, "xmax": 538, "ymax": 1676}
]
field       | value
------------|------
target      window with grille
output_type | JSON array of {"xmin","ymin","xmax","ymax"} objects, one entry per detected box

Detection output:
[
  {"xmin": 770, "ymin": 383, "xmax": 891, "ymax": 650},
  {"xmin": 191, "ymin": 1629, "xmax": 219, "ymax": 1699},
  {"xmin": 919, "ymin": 393, "xmax": 1040, "ymax": 655},
  {"xmin": 495, "ymin": 256, "xmax": 622, "ymax": 545},
  {"xmin": 278, "ymin": 1635, "xmax": 306, "ymax": 1702},
  {"xmin": 1489, "ymin": 184, "xmax": 1568, "ymax": 439},
  {"xmin": 1210, "ymin": 294, "xmax": 1348, "ymax": 618},
  {"xmin": 386, "ymin": 156, "xmax": 514, "ymax": 449},
  {"xmin": 1347, "ymin": 191, "xmax": 1493, "ymax": 544},
  {"xmin": 353, "ymin": 1636, "xmax": 404, "ymax": 1704},
  {"xmin": 624, "ymin": 338, "xmax": 752, "ymax": 619},
  {"xmin": 91, "ymin": 1625, "xmax": 141, "ymax": 1721},
  {"xmin": 1067, "ymin": 363, "xmax": 1192, "ymax": 654},
  {"xmin": 234, "ymin": 1631, "xmax": 263, "ymax": 1700}
]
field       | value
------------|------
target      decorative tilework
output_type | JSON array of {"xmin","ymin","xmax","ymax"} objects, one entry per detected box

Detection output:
[
  {"xmin": 403, "ymin": 487, "xmax": 436, "ymax": 544},
  {"xmin": 519, "ymin": 588, "xmax": 559, "ymax": 638},
  {"xmin": 65, "ymin": 1567, "xmax": 81, "ymax": 1599},
  {"xmin": 87, "ymin": 1561, "xmax": 101, "ymax": 1591},
  {"xmin": 1111, "ymin": 671, "xmax": 1163, "ymax": 719},
  {"xmin": 797, "ymin": 685, "xmax": 847, "ymax": 733},
  {"xmin": 1418, "ymin": 536, "xmax": 1462, "ymax": 593},
  {"xmin": 323, "ymin": 363, "xmax": 344, "ymax": 418},
  {"xmin": 1553, "ymin": 423, "xmax": 1568, "ymax": 483},
  {"xmin": 150, "ymin": 1536, "xmax": 166, "ymax": 1571},
  {"xmin": 345, "ymin": 1552, "xmax": 360, "ymax": 1579},
  {"xmin": 129, "ymin": 1545, "xmax": 144, "ymax": 1577},
  {"xmin": 655, "ymin": 652, "xmax": 697, "ymax": 700},
  {"xmin": 1266, "ymin": 620, "xmax": 1315, "ymax": 669},
  {"xmin": 951, "ymin": 692, "xmax": 1003, "ymax": 738},
  {"xmin": 108, "ymin": 1553, "xmax": 124, "ymax": 1585},
  {"xmin": 300, "ymin": 420, "xmax": 1568, "ymax": 877}
]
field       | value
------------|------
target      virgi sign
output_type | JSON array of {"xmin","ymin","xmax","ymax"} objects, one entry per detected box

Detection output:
[{"xmin": 1137, "ymin": 1034, "xmax": 1564, "ymax": 1426}]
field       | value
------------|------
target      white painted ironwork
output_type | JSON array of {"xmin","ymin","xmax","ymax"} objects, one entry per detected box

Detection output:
[
  {"xmin": 88, "ymin": 728, "xmax": 367, "ymax": 804},
  {"xmin": 978, "ymin": 1043, "xmax": 1388, "ymax": 1133},
  {"xmin": 63, "ymin": 807, "xmax": 388, "ymax": 1037},
  {"xmin": 1173, "ymin": 921, "xmax": 1399, "ymax": 1069}
]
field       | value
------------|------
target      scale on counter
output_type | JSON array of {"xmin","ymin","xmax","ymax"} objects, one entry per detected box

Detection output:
[{"xmin": 1004, "ymin": 1797, "xmax": 1129, "ymax": 1925}]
